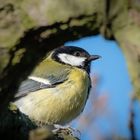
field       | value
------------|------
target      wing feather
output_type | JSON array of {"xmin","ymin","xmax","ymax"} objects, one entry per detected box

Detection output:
[{"xmin": 14, "ymin": 58, "xmax": 71, "ymax": 100}]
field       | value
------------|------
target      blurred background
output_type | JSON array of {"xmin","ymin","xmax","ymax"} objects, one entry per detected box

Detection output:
[{"xmin": 65, "ymin": 35, "xmax": 140, "ymax": 140}]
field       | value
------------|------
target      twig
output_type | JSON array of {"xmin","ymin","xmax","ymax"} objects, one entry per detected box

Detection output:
[{"xmin": 129, "ymin": 98, "xmax": 136, "ymax": 140}]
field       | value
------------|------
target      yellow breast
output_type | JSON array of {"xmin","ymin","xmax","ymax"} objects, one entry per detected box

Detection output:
[{"xmin": 16, "ymin": 67, "xmax": 90, "ymax": 125}]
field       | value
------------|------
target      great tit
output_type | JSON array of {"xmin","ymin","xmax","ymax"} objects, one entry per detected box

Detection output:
[{"xmin": 14, "ymin": 46, "xmax": 100, "ymax": 126}]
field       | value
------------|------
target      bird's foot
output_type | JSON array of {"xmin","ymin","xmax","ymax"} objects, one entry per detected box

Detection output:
[{"xmin": 53, "ymin": 124, "xmax": 81, "ymax": 139}]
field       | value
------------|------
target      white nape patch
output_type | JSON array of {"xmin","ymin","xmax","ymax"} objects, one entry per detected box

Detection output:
[
  {"xmin": 58, "ymin": 53, "xmax": 86, "ymax": 66},
  {"xmin": 29, "ymin": 76, "xmax": 51, "ymax": 85}
]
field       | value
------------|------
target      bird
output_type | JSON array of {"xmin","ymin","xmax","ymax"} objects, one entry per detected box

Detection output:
[{"xmin": 13, "ymin": 46, "xmax": 100, "ymax": 127}]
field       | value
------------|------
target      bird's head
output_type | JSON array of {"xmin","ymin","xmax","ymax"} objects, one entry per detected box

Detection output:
[{"xmin": 51, "ymin": 46, "xmax": 100, "ymax": 73}]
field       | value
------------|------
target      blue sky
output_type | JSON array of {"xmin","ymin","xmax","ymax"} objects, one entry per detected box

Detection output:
[{"xmin": 65, "ymin": 35, "xmax": 140, "ymax": 139}]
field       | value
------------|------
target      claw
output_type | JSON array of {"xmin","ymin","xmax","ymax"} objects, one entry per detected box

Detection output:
[{"xmin": 52, "ymin": 124, "xmax": 81, "ymax": 139}]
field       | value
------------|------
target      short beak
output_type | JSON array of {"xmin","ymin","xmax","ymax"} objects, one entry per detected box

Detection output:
[{"xmin": 88, "ymin": 55, "xmax": 101, "ymax": 62}]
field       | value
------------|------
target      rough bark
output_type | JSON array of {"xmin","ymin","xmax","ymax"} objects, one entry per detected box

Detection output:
[
  {"xmin": 109, "ymin": 0, "xmax": 140, "ymax": 100},
  {"xmin": 0, "ymin": 0, "xmax": 140, "ymax": 139}
]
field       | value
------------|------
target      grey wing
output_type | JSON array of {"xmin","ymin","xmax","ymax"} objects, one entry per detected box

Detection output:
[
  {"xmin": 14, "ymin": 73, "xmax": 68, "ymax": 101},
  {"xmin": 14, "ymin": 79, "xmax": 44, "ymax": 100}
]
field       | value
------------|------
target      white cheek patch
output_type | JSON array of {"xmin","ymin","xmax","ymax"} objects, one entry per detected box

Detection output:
[{"xmin": 58, "ymin": 53, "xmax": 86, "ymax": 66}]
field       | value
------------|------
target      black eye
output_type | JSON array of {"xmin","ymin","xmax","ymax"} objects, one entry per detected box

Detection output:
[{"xmin": 74, "ymin": 51, "xmax": 81, "ymax": 56}]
